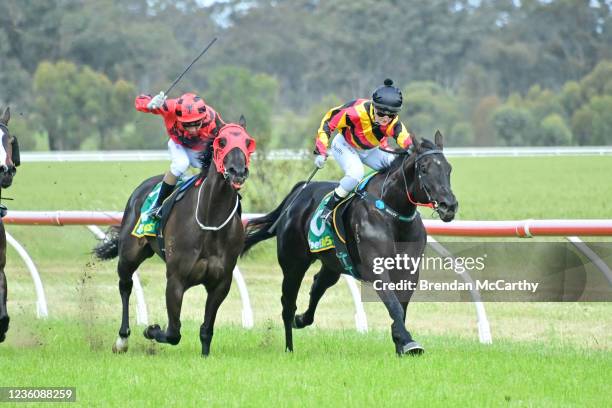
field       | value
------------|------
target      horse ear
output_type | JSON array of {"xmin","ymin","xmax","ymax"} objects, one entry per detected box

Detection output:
[
  {"xmin": 434, "ymin": 130, "xmax": 443, "ymax": 149},
  {"xmin": 0, "ymin": 107, "xmax": 9, "ymax": 125},
  {"xmin": 238, "ymin": 114, "xmax": 247, "ymax": 130}
]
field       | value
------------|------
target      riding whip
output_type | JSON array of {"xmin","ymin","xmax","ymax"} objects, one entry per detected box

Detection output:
[
  {"xmin": 267, "ymin": 167, "xmax": 319, "ymax": 233},
  {"xmin": 165, "ymin": 37, "xmax": 218, "ymax": 95}
]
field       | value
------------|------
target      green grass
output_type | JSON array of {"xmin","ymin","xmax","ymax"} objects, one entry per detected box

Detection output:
[
  {"xmin": 2, "ymin": 321, "xmax": 610, "ymax": 407},
  {"xmin": 1, "ymin": 156, "xmax": 612, "ymax": 406}
]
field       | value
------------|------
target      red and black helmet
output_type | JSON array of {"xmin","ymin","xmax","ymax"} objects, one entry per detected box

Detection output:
[{"xmin": 175, "ymin": 93, "xmax": 209, "ymax": 123}]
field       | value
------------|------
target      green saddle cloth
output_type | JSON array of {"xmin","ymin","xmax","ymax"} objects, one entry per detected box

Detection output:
[
  {"xmin": 308, "ymin": 192, "xmax": 336, "ymax": 252},
  {"xmin": 131, "ymin": 177, "xmax": 192, "ymax": 238}
]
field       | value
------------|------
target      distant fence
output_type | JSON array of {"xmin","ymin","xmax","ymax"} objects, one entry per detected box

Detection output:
[{"xmin": 20, "ymin": 146, "xmax": 612, "ymax": 162}]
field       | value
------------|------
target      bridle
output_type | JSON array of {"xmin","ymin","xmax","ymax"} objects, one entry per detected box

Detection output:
[{"xmin": 401, "ymin": 149, "xmax": 445, "ymax": 212}]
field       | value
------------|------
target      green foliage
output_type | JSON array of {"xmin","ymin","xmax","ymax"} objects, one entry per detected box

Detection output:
[
  {"xmin": 492, "ymin": 106, "xmax": 536, "ymax": 146},
  {"xmin": 538, "ymin": 114, "xmax": 572, "ymax": 146},
  {"xmin": 471, "ymin": 95, "xmax": 501, "ymax": 146},
  {"xmin": 587, "ymin": 95, "xmax": 612, "ymax": 145},
  {"xmin": 560, "ymin": 81, "xmax": 583, "ymax": 117},
  {"xmin": 450, "ymin": 122, "xmax": 475, "ymax": 146},
  {"xmin": 402, "ymin": 82, "xmax": 463, "ymax": 144},
  {"xmin": 2, "ymin": 0, "xmax": 612, "ymax": 149},
  {"xmin": 205, "ymin": 66, "xmax": 278, "ymax": 151},
  {"xmin": 579, "ymin": 60, "xmax": 612, "ymax": 100},
  {"xmin": 568, "ymin": 60, "xmax": 612, "ymax": 145},
  {"xmin": 571, "ymin": 106, "xmax": 593, "ymax": 146},
  {"xmin": 33, "ymin": 60, "xmax": 137, "ymax": 150},
  {"xmin": 524, "ymin": 85, "xmax": 566, "ymax": 122}
]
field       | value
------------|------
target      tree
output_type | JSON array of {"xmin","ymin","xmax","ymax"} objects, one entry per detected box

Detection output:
[
  {"xmin": 560, "ymin": 81, "xmax": 583, "ymax": 118},
  {"xmin": 492, "ymin": 105, "xmax": 535, "ymax": 146},
  {"xmin": 537, "ymin": 114, "xmax": 572, "ymax": 146},
  {"xmin": 589, "ymin": 95, "xmax": 612, "ymax": 145},
  {"xmin": 471, "ymin": 95, "xmax": 501, "ymax": 146},
  {"xmin": 402, "ymin": 81, "xmax": 462, "ymax": 142},
  {"xmin": 33, "ymin": 60, "xmax": 137, "ymax": 150},
  {"xmin": 205, "ymin": 66, "xmax": 278, "ymax": 151},
  {"xmin": 571, "ymin": 106, "xmax": 594, "ymax": 146}
]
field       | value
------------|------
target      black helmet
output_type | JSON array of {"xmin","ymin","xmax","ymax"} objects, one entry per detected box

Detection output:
[{"xmin": 372, "ymin": 78, "xmax": 402, "ymax": 113}]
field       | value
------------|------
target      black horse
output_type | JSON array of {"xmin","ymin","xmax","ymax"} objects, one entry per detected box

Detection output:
[
  {"xmin": 94, "ymin": 118, "xmax": 255, "ymax": 356},
  {"xmin": 0, "ymin": 106, "xmax": 19, "ymax": 343},
  {"xmin": 242, "ymin": 132, "xmax": 457, "ymax": 355}
]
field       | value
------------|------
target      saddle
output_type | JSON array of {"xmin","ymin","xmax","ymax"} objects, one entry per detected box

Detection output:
[{"xmin": 132, "ymin": 175, "xmax": 201, "ymax": 259}]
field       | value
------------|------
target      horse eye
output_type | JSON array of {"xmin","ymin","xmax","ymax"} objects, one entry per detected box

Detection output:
[
  {"xmin": 245, "ymin": 139, "xmax": 251, "ymax": 148},
  {"xmin": 219, "ymin": 138, "xmax": 227, "ymax": 148}
]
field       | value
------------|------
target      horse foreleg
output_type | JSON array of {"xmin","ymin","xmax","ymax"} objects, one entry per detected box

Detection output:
[
  {"xmin": 145, "ymin": 276, "xmax": 184, "ymax": 346},
  {"xmin": 391, "ymin": 301, "xmax": 410, "ymax": 352},
  {"xmin": 199, "ymin": 276, "xmax": 232, "ymax": 357},
  {"xmin": 294, "ymin": 266, "xmax": 340, "ymax": 329},
  {"xmin": 0, "ymin": 267, "xmax": 8, "ymax": 343},
  {"xmin": 376, "ymin": 288, "xmax": 424, "ymax": 356}
]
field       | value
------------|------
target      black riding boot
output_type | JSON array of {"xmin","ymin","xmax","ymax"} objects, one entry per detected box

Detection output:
[
  {"xmin": 148, "ymin": 181, "xmax": 175, "ymax": 218},
  {"xmin": 0, "ymin": 203, "xmax": 7, "ymax": 218},
  {"xmin": 200, "ymin": 141, "xmax": 214, "ymax": 179},
  {"xmin": 320, "ymin": 191, "xmax": 343, "ymax": 223}
]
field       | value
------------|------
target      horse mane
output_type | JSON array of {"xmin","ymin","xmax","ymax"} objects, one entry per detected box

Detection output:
[{"xmin": 378, "ymin": 138, "xmax": 437, "ymax": 174}]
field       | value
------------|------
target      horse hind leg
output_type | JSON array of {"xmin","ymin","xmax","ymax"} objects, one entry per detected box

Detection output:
[
  {"xmin": 113, "ymin": 242, "xmax": 152, "ymax": 353},
  {"xmin": 294, "ymin": 266, "xmax": 340, "ymax": 329},
  {"xmin": 199, "ymin": 276, "xmax": 232, "ymax": 357}
]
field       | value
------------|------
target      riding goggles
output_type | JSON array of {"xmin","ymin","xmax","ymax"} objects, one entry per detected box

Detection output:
[{"xmin": 182, "ymin": 120, "xmax": 203, "ymax": 129}]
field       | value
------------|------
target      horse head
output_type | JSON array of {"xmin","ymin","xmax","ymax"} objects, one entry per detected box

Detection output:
[
  {"xmin": 407, "ymin": 131, "xmax": 458, "ymax": 222},
  {"xmin": 211, "ymin": 115, "xmax": 256, "ymax": 190},
  {"xmin": 0, "ymin": 107, "xmax": 18, "ymax": 189}
]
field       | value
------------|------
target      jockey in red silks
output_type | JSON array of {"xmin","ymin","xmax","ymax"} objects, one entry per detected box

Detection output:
[
  {"xmin": 135, "ymin": 91, "xmax": 225, "ymax": 217},
  {"xmin": 313, "ymin": 79, "xmax": 414, "ymax": 222}
]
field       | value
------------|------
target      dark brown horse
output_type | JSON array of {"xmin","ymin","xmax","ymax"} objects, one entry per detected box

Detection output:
[
  {"xmin": 94, "ymin": 118, "xmax": 255, "ymax": 356},
  {"xmin": 0, "ymin": 106, "xmax": 19, "ymax": 343},
  {"xmin": 242, "ymin": 133, "xmax": 457, "ymax": 355}
]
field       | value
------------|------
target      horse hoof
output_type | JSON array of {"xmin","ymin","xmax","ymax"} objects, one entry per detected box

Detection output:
[
  {"xmin": 143, "ymin": 324, "xmax": 161, "ymax": 340},
  {"xmin": 112, "ymin": 336, "xmax": 129, "ymax": 353},
  {"xmin": 166, "ymin": 334, "xmax": 181, "ymax": 346},
  {"xmin": 399, "ymin": 341, "xmax": 425, "ymax": 356},
  {"xmin": 292, "ymin": 315, "xmax": 308, "ymax": 329}
]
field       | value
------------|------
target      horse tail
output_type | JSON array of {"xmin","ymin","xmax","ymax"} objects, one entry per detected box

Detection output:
[
  {"xmin": 93, "ymin": 226, "xmax": 120, "ymax": 260},
  {"xmin": 242, "ymin": 181, "xmax": 306, "ymax": 255}
]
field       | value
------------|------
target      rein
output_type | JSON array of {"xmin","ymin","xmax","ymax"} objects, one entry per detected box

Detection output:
[{"xmin": 194, "ymin": 178, "xmax": 240, "ymax": 231}]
